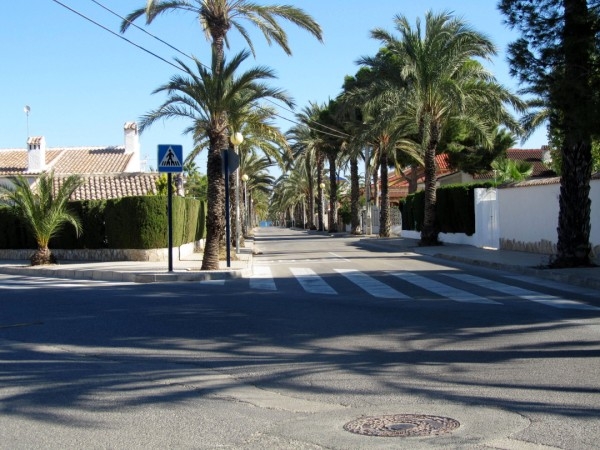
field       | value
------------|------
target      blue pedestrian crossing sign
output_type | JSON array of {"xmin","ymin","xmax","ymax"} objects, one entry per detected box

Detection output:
[{"xmin": 158, "ymin": 145, "xmax": 183, "ymax": 173}]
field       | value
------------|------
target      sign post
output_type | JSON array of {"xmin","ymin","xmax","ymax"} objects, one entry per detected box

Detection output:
[{"xmin": 158, "ymin": 145, "xmax": 183, "ymax": 272}]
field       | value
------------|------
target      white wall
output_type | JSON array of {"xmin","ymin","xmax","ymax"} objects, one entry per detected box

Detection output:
[
  {"xmin": 401, "ymin": 179, "xmax": 599, "ymax": 262},
  {"xmin": 498, "ymin": 183, "xmax": 560, "ymax": 245},
  {"xmin": 498, "ymin": 178, "xmax": 599, "ymax": 261}
]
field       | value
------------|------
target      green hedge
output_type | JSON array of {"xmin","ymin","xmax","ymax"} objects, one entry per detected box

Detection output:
[
  {"xmin": 0, "ymin": 208, "xmax": 35, "ymax": 249},
  {"xmin": 401, "ymin": 183, "xmax": 494, "ymax": 236},
  {"xmin": 0, "ymin": 196, "xmax": 205, "ymax": 250}
]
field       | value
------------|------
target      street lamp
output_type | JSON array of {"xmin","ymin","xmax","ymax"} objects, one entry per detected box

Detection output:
[
  {"xmin": 319, "ymin": 182, "xmax": 326, "ymax": 232},
  {"xmin": 242, "ymin": 173, "xmax": 249, "ymax": 233},
  {"xmin": 231, "ymin": 132, "xmax": 243, "ymax": 254}
]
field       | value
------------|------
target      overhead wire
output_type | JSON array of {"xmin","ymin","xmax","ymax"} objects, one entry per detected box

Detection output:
[{"xmin": 51, "ymin": 0, "xmax": 351, "ymax": 141}]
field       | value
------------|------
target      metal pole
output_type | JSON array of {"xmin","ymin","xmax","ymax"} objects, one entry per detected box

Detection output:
[
  {"xmin": 235, "ymin": 148, "xmax": 240, "ymax": 254},
  {"xmin": 167, "ymin": 172, "xmax": 173, "ymax": 272},
  {"xmin": 365, "ymin": 146, "xmax": 372, "ymax": 235},
  {"xmin": 224, "ymin": 150, "xmax": 231, "ymax": 268}
]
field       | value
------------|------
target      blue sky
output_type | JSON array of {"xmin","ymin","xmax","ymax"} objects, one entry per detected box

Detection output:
[{"xmin": 1, "ymin": 1, "xmax": 546, "ymax": 174}]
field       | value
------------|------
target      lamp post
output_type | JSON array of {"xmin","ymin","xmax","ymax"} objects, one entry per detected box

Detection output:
[
  {"xmin": 242, "ymin": 173, "xmax": 249, "ymax": 233},
  {"xmin": 319, "ymin": 182, "xmax": 326, "ymax": 232},
  {"xmin": 230, "ymin": 132, "xmax": 243, "ymax": 254}
]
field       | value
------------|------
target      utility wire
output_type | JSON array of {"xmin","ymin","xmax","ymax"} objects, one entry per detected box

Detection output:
[
  {"xmin": 89, "ymin": 0, "xmax": 194, "ymax": 62},
  {"xmin": 52, "ymin": 0, "xmax": 351, "ymax": 141},
  {"xmin": 51, "ymin": 0, "xmax": 182, "ymax": 72}
]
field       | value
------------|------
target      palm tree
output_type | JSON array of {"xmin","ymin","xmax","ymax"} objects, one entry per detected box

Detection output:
[
  {"xmin": 121, "ymin": 0, "xmax": 323, "ymax": 68},
  {"xmin": 0, "ymin": 171, "xmax": 83, "ymax": 266},
  {"xmin": 341, "ymin": 58, "xmax": 421, "ymax": 237},
  {"xmin": 139, "ymin": 50, "xmax": 292, "ymax": 269},
  {"xmin": 491, "ymin": 158, "xmax": 533, "ymax": 183},
  {"xmin": 240, "ymin": 150, "xmax": 275, "ymax": 236},
  {"xmin": 287, "ymin": 103, "xmax": 327, "ymax": 230},
  {"xmin": 371, "ymin": 11, "xmax": 523, "ymax": 245}
]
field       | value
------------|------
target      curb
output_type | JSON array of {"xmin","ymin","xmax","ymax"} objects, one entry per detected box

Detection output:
[
  {"xmin": 428, "ymin": 253, "xmax": 600, "ymax": 291},
  {"xmin": 0, "ymin": 264, "xmax": 251, "ymax": 284}
]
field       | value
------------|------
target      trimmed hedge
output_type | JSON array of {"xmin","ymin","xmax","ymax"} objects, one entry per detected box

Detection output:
[
  {"xmin": 0, "ymin": 208, "xmax": 35, "ymax": 249},
  {"xmin": 401, "ymin": 183, "xmax": 494, "ymax": 236},
  {"xmin": 0, "ymin": 196, "xmax": 205, "ymax": 250}
]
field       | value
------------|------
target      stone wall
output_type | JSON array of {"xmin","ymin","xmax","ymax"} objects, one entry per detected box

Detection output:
[{"xmin": 0, "ymin": 241, "xmax": 203, "ymax": 262}]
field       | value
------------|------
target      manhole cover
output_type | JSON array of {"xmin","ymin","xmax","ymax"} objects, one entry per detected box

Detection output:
[{"xmin": 343, "ymin": 414, "xmax": 460, "ymax": 437}]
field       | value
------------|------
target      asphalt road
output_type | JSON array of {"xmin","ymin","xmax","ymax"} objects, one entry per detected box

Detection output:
[{"xmin": 1, "ymin": 227, "xmax": 599, "ymax": 449}]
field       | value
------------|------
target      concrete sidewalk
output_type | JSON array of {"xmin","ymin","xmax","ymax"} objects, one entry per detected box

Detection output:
[{"xmin": 0, "ymin": 247, "xmax": 253, "ymax": 283}]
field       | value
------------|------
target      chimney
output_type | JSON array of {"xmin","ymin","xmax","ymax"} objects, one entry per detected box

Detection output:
[
  {"xmin": 27, "ymin": 136, "xmax": 46, "ymax": 172},
  {"xmin": 124, "ymin": 122, "xmax": 141, "ymax": 172}
]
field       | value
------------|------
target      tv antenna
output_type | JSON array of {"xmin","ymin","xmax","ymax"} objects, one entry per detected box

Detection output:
[{"xmin": 24, "ymin": 105, "xmax": 31, "ymax": 138}]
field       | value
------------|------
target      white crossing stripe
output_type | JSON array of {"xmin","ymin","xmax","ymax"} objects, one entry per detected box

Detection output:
[
  {"xmin": 334, "ymin": 269, "xmax": 410, "ymax": 299},
  {"xmin": 200, "ymin": 279, "xmax": 226, "ymax": 285},
  {"xmin": 390, "ymin": 272, "xmax": 500, "ymax": 305},
  {"xmin": 290, "ymin": 267, "xmax": 337, "ymax": 295},
  {"xmin": 0, "ymin": 276, "xmax": 132, "ymax": 289},
  {"xmin": 249, "ymin": 266, "xmax": 277, "ymax": 291},
  {"xmin": 446, "ymin": 273, "xmax": 600, "ymax": 311}
]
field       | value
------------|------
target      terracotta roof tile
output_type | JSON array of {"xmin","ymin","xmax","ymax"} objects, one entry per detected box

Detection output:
[
  {"xmin": 0, "ymin": 147, "xmax": 131, "ymax": 176},
  {"xmin": 52, "ymin": 173, "xmax": 160, "ymax": 201},
  {"xmin": 51, "ymin": 147, "xmax": 132, "ymax": 174},
  {"xmin": 0, "ymin": 149, "xmax": 62, "ymax": 175}
]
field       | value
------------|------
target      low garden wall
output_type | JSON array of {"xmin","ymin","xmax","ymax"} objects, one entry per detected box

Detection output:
[{"xmin": 0, "ymin": 241, "xmax": 203, "ymax": 262}]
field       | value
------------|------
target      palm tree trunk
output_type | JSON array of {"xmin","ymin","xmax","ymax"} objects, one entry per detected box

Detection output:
[
  {"xmin": 553, "ymin": 0, "xmax": 593, "ymax": 267},
  {"xmin": 316, "ymin": 151, "xmax": 325, "ymax": 231},
  {"xmin": 421, "ymin": 135, "xmax": 441, "ymax": 246},
  {"xmin": 372, "ymin": 163, "xmax": 379, "ymax": 208},
  {"xmin": 555, "ymin": 140, "xmax": 593, "ymax": 266},
  {"xmin": 31, "ymin": 246, "xmax": 56, "ymax": 266},
  {"xmin": 350, "ymin": 155, "xmax": 360, "ymax": 234},
  {"xmin": 202, "ymin": 129, "xmax": 228, "ymax": 270},
  {"xmin": 379, "ymin": 151, "xmax": 391, "ymax": 237},
  {"xmin": 328, "ymin": 153, "xmax": 338, "ymax": 232},
  {"xmin": 305, "ymin": 157, "xmax": 315, "ymax": 229},
  {"xmin": 420, "ymin": 145, "xmax": 438, "ymax": 245}
]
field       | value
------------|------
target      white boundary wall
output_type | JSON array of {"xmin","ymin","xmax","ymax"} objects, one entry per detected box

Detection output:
[
  {"xmin": 498, "ymin": 178, "xmax": 599, "ymax": 259},
  {"xmin": 402, "ymin": 178, "xmax": 599, "ymax": 262}
]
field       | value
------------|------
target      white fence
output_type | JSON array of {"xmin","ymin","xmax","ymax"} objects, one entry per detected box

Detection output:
[{"xmin": 402, "ymin": 178, "xmax": 600, "ymax": 263}]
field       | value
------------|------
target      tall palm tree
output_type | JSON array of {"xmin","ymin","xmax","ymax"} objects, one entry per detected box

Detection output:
[
  {"xmin": 315, "ymin": 100, "xmax": 348, "ymax": 233},
  {"xmin": 371, "ymin": 11, "xmax": 523, "ymax": 245},
  {"xmin": 240, "ymin": 150, "xmax": 274, "ymax": 235},
  {"xmin": 0, "ymin": 172, "xmax": 83, "ymax": 266},
  {"xmin": 121, "ymin": 0, "xmax": 323, "ymax": 68},
  {"xmin": 342, "ymin": 57, "xmax": 421, "ymax": 237},
  {"xmin": 139, "ymin": 50, "xmax": 292, "ymax": 269},
  {"xmin": 287, "ymin": 103, "xmax": 327, "ymax": 230}
]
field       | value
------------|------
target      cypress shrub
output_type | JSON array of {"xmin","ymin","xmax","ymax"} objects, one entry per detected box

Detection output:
[
  {"xmin": 183, "ymin": 199, "xmax": 201, "ymax": 243},
  {"xmin": 105, "ymin": 196, "xmax": 167, "ymax": 249},
  {"xmin": 171, "ymin": 196, "xmax": 187, "ymax": 247},
  {"xmin": 402, "ymin": 183, "xmax": 492, "ymax": 235},
  {"xmin": 49, "ymin": 200, "xmax": 107, "ymax": 249},
  {"xmin": 0, "ymin": 208, "xmax": 34, "ymax": 249},
  {"xmin": 196, "ymin": 200, "xmax": 207, "ymax": 240}
]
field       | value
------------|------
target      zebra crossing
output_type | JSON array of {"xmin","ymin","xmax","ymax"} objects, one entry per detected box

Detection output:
[
  {"xmin": 247, "ymin": 265, "xmax": 600, "ymax": 311},
  {"xmin": 0, "ymin": 275, "xmax": 133, "ymax": 290}
]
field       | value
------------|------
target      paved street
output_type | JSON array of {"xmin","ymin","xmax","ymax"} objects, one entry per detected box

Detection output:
[{"xmin": 1, "ymin": 227, "xmax": 599, "ymax": 449}]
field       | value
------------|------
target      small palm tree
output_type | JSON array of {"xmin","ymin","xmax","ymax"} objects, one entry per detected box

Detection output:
[
  {"xmin": 491, "ymin": 158, "xmax": 533, "ymax": 183},
  {"xmin": 0, "ymin": 172, "xmax": 83, "ymax": 265}
]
